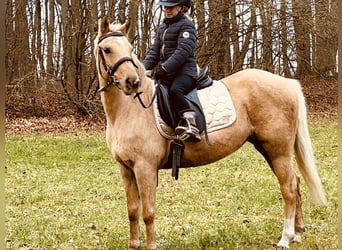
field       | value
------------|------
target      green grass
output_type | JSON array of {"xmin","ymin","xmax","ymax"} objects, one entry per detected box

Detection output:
[{"xmin": 5, "ymin": 119, "xmax": 337, "ymax": 249}]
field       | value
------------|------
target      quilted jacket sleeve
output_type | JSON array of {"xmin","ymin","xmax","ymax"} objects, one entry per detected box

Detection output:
[{"xmin": 142, "ymin": 29, "xmax": 162, "ymax": 70}]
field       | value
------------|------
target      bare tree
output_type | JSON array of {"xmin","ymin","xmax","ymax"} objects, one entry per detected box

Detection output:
[
  {"xmin": 292, "ymin": 0, "xmax": 313, "ymax": 76},
  {"xmin": 8, "ymin": 0, "xmax": 33, "ymax": 85},
  {"xmin": 46, "ymin": 0, "xmax": 55, "ymax": 75},
  {"xmin": 138, "ymin": 0, "xmax": 156, "ymax": 59},
  {"xmin": 5, "ymin": 0, "xmax": 338, "ymax": 118},
  {"xmin": 280, "ymin": 0, "xmax": 291, "ymax": 76},
  {"xmin": 194, "ymin": 0, "xmax": 206, "ymax": 66},
  {"xmin": 314, "ymin": 0, "xmax": 338, "ymax": 77}
]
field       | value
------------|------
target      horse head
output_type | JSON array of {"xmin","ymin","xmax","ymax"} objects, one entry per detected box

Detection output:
[{"xmin": 94, "ymin": 16, "xmax": 141, "ymax": 95}]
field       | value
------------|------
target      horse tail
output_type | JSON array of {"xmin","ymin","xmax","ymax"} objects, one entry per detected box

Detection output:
[{"xmin": 294, "ymin": 82, "xmax": 327, "ymax": 206}]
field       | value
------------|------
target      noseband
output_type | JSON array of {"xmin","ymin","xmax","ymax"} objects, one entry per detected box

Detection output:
[{"xmin": 97, "ymin": 32, "xmax": 138, "ymax": 92}]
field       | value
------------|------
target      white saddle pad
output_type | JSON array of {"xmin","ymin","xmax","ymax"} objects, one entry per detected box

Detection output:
[{"xmin": 152, "ymin": 80, "xmax": 236, "ymax": 140}]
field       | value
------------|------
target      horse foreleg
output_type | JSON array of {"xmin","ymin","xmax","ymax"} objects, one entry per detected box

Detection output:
[
  {"xmin": 273, "ymin": 158, "xmax": 298, "ymax": 249},
  {"xmin": 134, "ymin": 163, "xmax": 158, "ymax": 250},
  {"xmin": 119, "ymin": 164, "xmax": 141, "ymax": 249}
]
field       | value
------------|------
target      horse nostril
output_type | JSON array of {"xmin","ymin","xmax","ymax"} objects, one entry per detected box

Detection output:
[
  {"xmin": 133, "ymin": 79, "xmax": 140, "ymax": 88},
  {"xmin": 126, "ymin": 77, "xmax": 140, "ymax": 89}
]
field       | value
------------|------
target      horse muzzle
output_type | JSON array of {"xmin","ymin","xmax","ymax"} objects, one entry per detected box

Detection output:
[{"xmin": 123, "ymin": 76, "xmax": 141, "ymax": 95}]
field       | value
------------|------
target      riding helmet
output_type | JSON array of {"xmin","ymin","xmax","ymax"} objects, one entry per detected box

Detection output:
[
  {"xmin": 159, "ymin": 0, "xmax": 181, "ymax": 6},
  {"xmin": 159, "ymin": 0, "xmax": 190, "ymax": 7}
]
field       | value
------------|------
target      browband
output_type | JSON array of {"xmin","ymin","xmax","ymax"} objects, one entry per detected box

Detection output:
[{"xmin": 98, "ymin": 32, "xmax": 125, "ymax": 44}]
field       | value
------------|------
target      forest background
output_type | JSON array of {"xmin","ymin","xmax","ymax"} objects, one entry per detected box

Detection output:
[
  {"xmin": 2, "ymin": 2, "xmax": 338, "ymax": 249},
  {"xmin": 5, "ymin": 0, "xmax": 338, "ymax": 128}
]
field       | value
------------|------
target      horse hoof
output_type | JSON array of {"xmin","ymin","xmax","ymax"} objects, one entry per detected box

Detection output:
[
  {"xmin": 273, "ymin": 242, "xmax": 290, "ymax": 249},
  {"xmin": 128, "ymin": 240, "xmax": 140, "ymax": 250},
  {"xmin": 292, "ymin": 233, "xmax": 302, "ymax": 243},
  {"xmin": 146, "ymin": 244, "xmax": 157, "ymax": 250}
]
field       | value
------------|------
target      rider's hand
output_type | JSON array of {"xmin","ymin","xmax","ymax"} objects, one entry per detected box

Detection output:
[{"xmin": 154, "ymin": 67, "xmax": 167, "ymax": 81}]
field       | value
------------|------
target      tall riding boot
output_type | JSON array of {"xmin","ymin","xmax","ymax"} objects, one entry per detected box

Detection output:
[{"xmin": 175, "ymin": 111, "xmax": 201, "ymax": 142}]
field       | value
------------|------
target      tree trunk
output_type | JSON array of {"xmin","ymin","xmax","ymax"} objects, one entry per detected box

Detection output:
[
  {"xmin": 206, "ymin": 1, "xmax": 223, "ymax": 78},
  {"xmin": 229, "ymin": 2, "xmax": 239, "ymax": 72},
  {"xmin": 194, "ymin": 0, "xmax": 206, "ymax": 68},
  {"xmin": 219, "ymin": 0, "xmax": 232, "ymax": 76},
  {"xmin": 12, "ymin": 0, "xmax": 33, "ymax": 85},
  {"xmin": 46, "ymin": 0, "xmax": 55, "ymax": 75},
  {"xmin": 280, "ymin": 0, "xmax": 290, "ymax": 76},
  {"xmin": 127, "ymin": 1, "xmax": 139, "ymax": 43},
  {"xmin": 314, "ymin": 0, "xmax": 338, "ymax": 77},
  {"xmin": 118, "ymin": 0, "xmax": 126, "ymax": 23},
  {"xmin": 35, "ymin": 0, "xmax": 43, "ymax": 76},
  {"xmin": 6, "ymin": 0, "xmax": 14, "ymax": 83},
  {"xmin": 234, "ymin": 2, "xmax": 256, "ymax": 72},
  {"xmin": 139, "ymin": 0, "xmax": 155, "ymax": 59},
  {"xmin": 292, "ymin": 0, "xmax": 312, "ymax": 76},
  {"xmin": 258, "ymin": 0, "xmax": 274, "ymax": 72}
]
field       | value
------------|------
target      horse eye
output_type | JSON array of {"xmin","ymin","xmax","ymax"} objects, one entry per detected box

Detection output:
[{"xmin": 103, "ymin": 48, "xmax": 111, "ymax": 54}]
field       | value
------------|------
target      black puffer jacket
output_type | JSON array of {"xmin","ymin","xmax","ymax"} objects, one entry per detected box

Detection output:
[{"xmin": 143, "ymin": 12, "xmax": 198, "ymax": 80}]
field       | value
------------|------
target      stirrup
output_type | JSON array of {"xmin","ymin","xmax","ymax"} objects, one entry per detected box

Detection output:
[
  {"xmin": 175, "ymin": 121, "xmax": 201, "ymax": 142},
  {"xmin": 175, "ymin": 118, "xmax": 191, "ymax": 136}
]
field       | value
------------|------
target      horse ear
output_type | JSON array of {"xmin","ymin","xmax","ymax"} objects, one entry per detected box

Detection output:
[
  {"xmin": 119, "ymin": 18, "xmax": 131, "ymax": 34},
  {"xmin": 100, "ymin": 16, "xmax": 110, "ymax": 34}
]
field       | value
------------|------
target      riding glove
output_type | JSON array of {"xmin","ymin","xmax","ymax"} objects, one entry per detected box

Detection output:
[{"xmin": 154, "ymin": 67, "xmax": 167, "ymax": 81}]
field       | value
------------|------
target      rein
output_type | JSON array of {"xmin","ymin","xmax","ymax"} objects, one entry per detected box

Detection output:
[
  {"xmin": 133, "ymin": 82, "xmax": 160, "ymax": 109},
  {"xmin": 97, "ymin": 32, "xmax": 138, "ymax": 92}
]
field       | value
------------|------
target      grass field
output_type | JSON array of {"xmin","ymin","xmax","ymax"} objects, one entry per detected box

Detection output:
[{"xmin": 5, "ymin": 119, "xmax": 337, "ymax": 249}]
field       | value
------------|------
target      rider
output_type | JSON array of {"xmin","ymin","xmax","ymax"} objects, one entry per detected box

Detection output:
[{"xmin": 142, "ymin": 0, "xmax": 201, "ymax": 142}]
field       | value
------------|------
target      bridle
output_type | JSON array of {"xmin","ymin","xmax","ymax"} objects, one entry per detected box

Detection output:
[
  {"xmin": 97, "ymin": 32, "xmax": 138, "ymax": 92},
  {"xmin": 97, "ymin": 31, "xmax": 156, "ymax": 109}
]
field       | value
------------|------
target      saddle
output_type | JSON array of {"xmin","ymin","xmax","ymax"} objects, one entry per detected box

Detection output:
[{"xmin": 156, "ymin": 66, "xmax": 213, "ymax": 133}]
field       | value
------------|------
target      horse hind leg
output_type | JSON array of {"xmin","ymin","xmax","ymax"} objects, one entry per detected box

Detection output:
[
  {"xmin": 293, "ymin": 176, "xmax": 305, "ymax": 242},
  {"xmin": 119, "ymin": 164, "xmax": 141, "ymax": 249},
  {"xmin": 276, "ymin": 176, "xmax": 305, "ymax": 249},
  {"xmin": 272, "ymin": 156, "xmax": 300, "ymax": 249},
  {"xmin": 250, "ymin": 138, "xmax": 304, "ymax": 248}
]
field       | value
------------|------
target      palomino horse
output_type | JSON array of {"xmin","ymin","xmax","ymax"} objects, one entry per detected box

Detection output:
[{"xmin": 94, "ymin": 16, "xmax": 327, "ymax": 249}]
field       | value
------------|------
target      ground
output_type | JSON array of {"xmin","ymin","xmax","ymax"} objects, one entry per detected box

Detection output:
[{"xmin": 5, "ymin": 77, "xmax": 337, "ymax": 134}]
